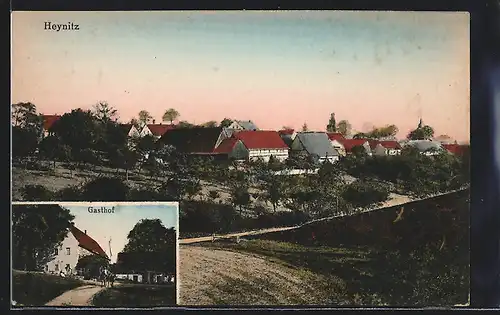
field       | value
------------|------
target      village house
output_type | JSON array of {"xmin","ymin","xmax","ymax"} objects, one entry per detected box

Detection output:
[
  {"xmin": 327, "ymin": 132, "xmax": 346, "ymax": 156},
  {"xmin": 371, "ymin": 140, "xmax": 403, "ymax": 156},
  {"xmin": 140, "ymin": 121, "xmax": 176, "ymax": 139},
  {"xmin": 40, "ymin": 114, "xmax": 61, "ymax": 138},
  {"xmin": 157, "ymin": 126, "xmax": 232, "ymax": 158},
  {"xmin": 442, "ymin": 143, "xmax": 469, "ymax": 156},
  {"xmin": 214, "ymin": 130, "xmax": 289, "ymax": 162},
  {"xmin": 404, "ymin": 140, "xmax": 444, "ymax": 156},
  {"xmin": 278, "ymin": 129, "xmax": 297, "ymax": 148},
  {"xmin": 339, "ymin": 139, "xmax": 372, "ymax": 156},
  {"xmin": 119, "ymin": 123, "xmax": 141, "ymax": 138},
  {"xmin": 45, "ymin": 224, "xmax": 109, "ymax": 276},
  {"xmin": 291, "ymin": 132, "xmax": 340, "ymax": 163},
  {"xmin": 227, "ymin": 120, "xmax": 259, "ymax": 131}
]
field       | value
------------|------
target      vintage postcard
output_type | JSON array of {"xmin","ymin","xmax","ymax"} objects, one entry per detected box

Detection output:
[
  {"xmin": 11, "ymin": 11, "xmax": 469, "ymax": 306},
  {"xmin": 11, "ymin": 201, "xmax": 179, "ymax": 308}
]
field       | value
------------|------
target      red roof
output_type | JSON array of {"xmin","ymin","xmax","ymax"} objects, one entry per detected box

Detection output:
[
  {"xmin": 442, "ymin": 143, "xmax": 468, "ymax": 155},
  {"xmin": 279, "ymin": 129, "xmax": 295, "ymax": 135},
  {"xmin": 327, "ymin": 133, "xmax": 345, "ymax": 141},
  {"xmin": 378, "ymin": 140, "xmax": 402, "ymax": 149},
  {"xmin": 42, "ymin": 114, "xmax": 61, "ymax": 131},
  {"xmin": 233, "ymin": 130, "xmax": 289, "ymax": 150},
  {"xmin": 70, "ymin": 225, "xmax": 109, "ymax": 259},
  {"xmin": 146, "ymin": 124, "xmax": 175, "ymax": 137},
  {"xmin": 339, "ymin": 139, "xmax": 369, "ymax": 151},
  {"xmin": 367, "ymin": 139, "xmax": 379, "ymax": 150},
  {"xmin": 213, "ymin": 137, "xmax": 239, "ymax": 154}
]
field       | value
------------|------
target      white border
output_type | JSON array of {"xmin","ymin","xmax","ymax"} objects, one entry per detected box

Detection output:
[{"xmin": 11, "ymin": 201, "xmax": 180, "ymax": 309}]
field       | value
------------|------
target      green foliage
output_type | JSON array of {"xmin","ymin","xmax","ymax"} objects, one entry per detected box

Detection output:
[
  {"xmin": 12, "ymin": 126, "xmax": 39, "ymax": 159},
  {"xmin": 12, "ymin": 205, "xmax": 75, "ymax": 271},
  {"xmin": 230, "ymin": 184, "xmax": 251, "ymax": 213},
  {"xmin": 342, "ymin": 180, "xmax": 390, "ymax": 208},
  {"xmin": 80, "ymin": 177, "xmax": 130, "ymax": 201},
  {"xmin": 76, "ymin": 254, "xmax": 109, "ymax": 279},
  {"xmin": 12, "ymin": 102, "xmax": 43, "ymax": 135},
  {"xmin": 92, "ymin": 101, "xmax": 118, "ymax": 123},
  {"xmin": 407, "ymin": 125, "xmax": 434, "ymax": 140},
  {"xmin": 138, "ymin": 110, "xmax": 153, "ymax": 125},
  {"xmin": 20, "ymin": 185, "xmax": 55, "ymax": 201},
  {"xmin": 220, "ymin": 118, "xmax": 234, "ymax": 128},
  {"xmin": 162, "ymin": 108, "xmax": 180, "ymax": 124},
  {"xmin": 326, "ymin": 113, "xmax": 337, "ymax": 133}
]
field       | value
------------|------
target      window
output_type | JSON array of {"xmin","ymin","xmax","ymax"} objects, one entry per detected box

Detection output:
[
  {"xmin": 66, "ymin": 247, "xmax": 71, "ymax": 255},
  {"xmin": 54, "ymin": 248, "xmax": 58, "ymax": 255},
  {"xmin": 45, "ymin": 265, "xmax": 48, "ymax": 271},
  {"xmin": 55, "ymin": 264, "xmax": 59, "ymax": 271},
  {"xmin": 66, "ymin": 264, "xmax": 70, "ymax": 271}
]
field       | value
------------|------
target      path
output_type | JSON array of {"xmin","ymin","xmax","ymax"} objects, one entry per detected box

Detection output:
[
  {"xmin": 45, "ymin": 285, "xmax": 105, "ymax": 306},
  {"xmin": 179, "ymin": 188, "xmax": 468, "ymax": 244}
]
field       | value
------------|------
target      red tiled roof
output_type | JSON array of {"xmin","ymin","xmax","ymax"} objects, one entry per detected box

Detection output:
[
  {"xmin": 233, "ymin": 130, "xmax": 289, "ymax": 150},
  {"xmin": 327, "ymin": 133, "xmax": 345, "ymax": 141},
  {"xmin": 378, "ymin": 140, "xmax": 402, "ymax": 149},
  {"xmin": 442, "ymin": 144, "xmax": 467, "ymax": 155},
  {"xmin": 339, "ymin": 139, "xmax": 369, "ymax": 151},
  {"xmin": 367, "ymin": 139, "xmax": 379, "ymax": 150},
  {"xmin": 213, "ymin": 137, "xmax": 239, "ymax": 154},
  {"xmin": 146, "ymin": 124, "xmax": 175, "ymax": 137},
  {"xmin": 70, "ymin": 225, "xmax": 109, "ymax": 259},
  {"xmin": 42, "ymin": 114, "xmax": 61, "ymax": 131},
  {"xmin": 279, "ymin": 129, "xmax": 295, "ymax": 135}
]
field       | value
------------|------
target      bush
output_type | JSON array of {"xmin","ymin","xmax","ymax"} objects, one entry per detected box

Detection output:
[
  {"xmin": 80, "ymin": 177, "xmax": 130, "ymax": 201},
  {"xmin": 21, "ymin": 185, "xmax": 54, "ymax": 201},
  {"xmin": 342, "ymin": 180, "xmax": 390, "ymax": 208},
  {"xmin": 55, "ymin": 186, "xmax": 83, "ymax": 201}
]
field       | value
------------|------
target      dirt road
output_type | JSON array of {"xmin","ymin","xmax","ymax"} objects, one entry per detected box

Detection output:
[
  {"xmin": 178, "ymin": 245, "xmax": 331, "ymax": 305},
  {"xmin": 45, "ymin": 285, "xmax": 104, "ymax": 306},
  {"xmin": 179, "ymin": 226, "xmax": 299, "ymax": 244}
]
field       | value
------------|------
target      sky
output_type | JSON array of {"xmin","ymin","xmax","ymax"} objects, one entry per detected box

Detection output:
[
  {"xmin": 11, "ymin": 11, "xmax": 470, "ymax": 141},
  {"xmin": 64, "ymin": 202, "xmax": 178, "ymax": 263}
]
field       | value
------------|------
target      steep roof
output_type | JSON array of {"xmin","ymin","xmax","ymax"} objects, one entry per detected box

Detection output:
[
  {"xmin": 213, "ymin": 137, "xmax": 239, "ymax": 154},
  {"xmin": 378, "ymin": 140, "xmax": 402, "ymax": 149},
  {"xmin": 295, "ymin": 132, "xmax": 338, "ymax": 157},
  {"xmin": 405, "ymin": 140, "xmax": 443, "ymax": 152},
  {"xmin": 235, "ymin": 120, "xmax": 258, "ymax": 131},
  {"xmin": 339, "ymin": 139, "xmax": 369, "ymax": 152},
  {"xmin": 234, "ymin": 130, "xmax": 289, "ymax": 150},
  {"xmin": 158, "ymin": 126, "xmax": 224, "ymax": 153},
  {"xmin": 69, "ymin": 225, "xmax": 109, "ymax": 259},
  {"xmin": 41, "ymin": 114, "xmax": 61, "ymax": 131},
  {"xmin": 327, "ymin": 132, "xmax": 345, "ymax": 142},
  {"xmin": 146, "ymin": 124, "xmax": 175, "ymax": 137}
]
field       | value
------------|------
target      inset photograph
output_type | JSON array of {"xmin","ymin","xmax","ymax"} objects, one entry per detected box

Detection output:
[{"xmin": 11, "ymin": 202, "xmax": 179, "ymax": 308}]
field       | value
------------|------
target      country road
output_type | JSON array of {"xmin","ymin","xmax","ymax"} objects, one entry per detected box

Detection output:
[
  {"xmin": 179, "ymin": 188, "xmax": 468, "ymax": 244},
  {"xmin": 45, "ymin": 285, "xmax": 104, "ymax": 306}
]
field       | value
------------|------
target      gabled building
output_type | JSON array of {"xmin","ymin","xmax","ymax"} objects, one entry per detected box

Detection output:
[
  {"xmin": 442, "ymin": 143, "xmax": 469, "ymax": 157},
  {"xmin": 278, "ymin": 129, "xmax": 297, "ymax": 148},
  {"xmin": 140, "ymin": 122, "xmax": 176, "ymax": 139},
  {"xmin": 339, "ymin": 139, "xmax": 372, "ymax": 156},
  {"xmin": 41, "ymin": 114, "xmax": 62, "ymax": 138},
  {"xmin": 404, "ymin": 140, "xmax": 444, "ymax": 156},
  {"xmin": 157, "ymin": 126, "xmax": 229, "ymax": 155},
  {"xmin": 119, "ymin": 124, "xmax": 141, "ymax": 138},
  {"xmin": 327, "ymin": 133, "xmax": 346, "ymax": 156},
  {"xmin": 291, "ymin": 132, "xmax": 339, "ymax": 163},
  {"xmin": 227, "ymin": 120, "xmax": 259, "ymax": 131},
  {"xmin": 232, "ymin": 130, "xmax": 289, "ymax": 162},
  {"xmin": 45, "ymin": 224, "xmax": 109, "ymax": 276}
]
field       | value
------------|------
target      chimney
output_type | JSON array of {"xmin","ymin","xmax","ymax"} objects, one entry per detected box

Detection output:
[
  {"xmin": 152, "ymin": 119, "xmax": 156, "ymax": 124},
  {"xmin": 84, "ymin": 230, "xmax": 87, "ymax": 234}
]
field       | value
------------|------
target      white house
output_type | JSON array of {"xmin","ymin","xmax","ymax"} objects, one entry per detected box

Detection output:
[
  {"xmin": 45, "ymin": 225, "xmax": 109, "ymax": 275},
  {"xmin": 371, "ymin": 140, "xmax": 402, "ymax": 156},
  {"xmin": 214, "ymin": 130, "xmax": 289, "ymax": 162}
]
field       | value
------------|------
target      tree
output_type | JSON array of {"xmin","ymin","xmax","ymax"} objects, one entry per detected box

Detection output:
[
  {"xmin": 12, "ymin": 204, "xmax": 75, "ymax": 271},
  {"xmin": 130, "ymin": 118, "xmax": 141, "ymax": 129},
  {"xmin": 76, "ymin": 254, "xmax": 109, "ymax": 279},
  {"xmin": 38, "ymin": 135, "xmax": 72, "ymax": 170},
  {"xmin": 262, "ymin": 176, "xmax": 284, "ymax": 212},
  {"xmin": 177, "ymin": 121, "xmax": 196, "ymax": 128},
  {"xmin": 207, "ymin": 189, "xmax": 220, "ymax": 201},
  {"xmin": 220, "ymin": 118, "xmax": 234, "ymax": 128},
  {"xmin": 162, "ymin": 108, "xmax": 180, "ymax": 124},
  {"xmin": 351, "ymin": 145, "xmax": 368, "ymax": 158},
  {"xmin": 230, "ymin": 185, "xmax": 251, "ymax": 213},
  {"xmin": 81, "ymin": 177, "xmax": 130, "ymax": 201},
  {"xmin": 201, "ymin": 120, "xmax": 218, "ymax": 128},
  {"xmin": 138, "ymin": 110, "xmax": 153, "ymax": 126},
  {"xmin": 407, "ymin": 120, "xmax": 434, "ymax": 140},
  {"xmin": 326, "ymin": 113, "xmax": 337, "ymax": 132},
  {"xmin": 337, "ymin": 120, "xmax": 352, "ymax": 137},
  {"xmin": 117, "ymin": 219, "xmax": 177, "ymax": 281},
  {"xmin": 12, "ymin": 126, "xmax": 39, "ymax": 161},
  {"xmin": 109, "ymin": 147, "xmax": 139, "ymax": 181},
  {"xmin": 93, "ymin": 101, "xmax": 118, "ymax": 122},
  {"xmin": 302, "ymin": 123, "xmax": 309, "ymax": 132},
  {"xmin": 12, "ymin": 102, "xmax": 42, "ymax": 134}
]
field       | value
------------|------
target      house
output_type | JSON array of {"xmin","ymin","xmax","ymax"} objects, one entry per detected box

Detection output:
[
  {"xmin": 227, "ymin": 120, "xmax": 259, "ymax": 131},
  {"xmin": 291, "ymin": 132, "xmax": 340, "ymax": 163},
  {"xmin": 157, "ymin": 126, "xmax": 230, "ymax": 156},
  {"xmin": 339, "ymin": 139, "xmax": 372, "ymax": 156},
  {"xmin": 372, "ymin": 140, "xmax": 402, "ymax": 156},
  {"xmin": 442, "ymin": 143, "xmax": 469, "ymax": 156},
  {"xmin": 119, "ymin": 124, "xmax": 141, "ymax": 138},
  {"xmin": 279, "ymin": 129, "xmax": 297, "ymax": 147},
  {"xmin": 41, "ymin": 114, "xmax": 61, "ymax": 138},
  {"xmin": 223, "ymin": 130, "xmax": 289, "ymax": 162},
  {"xmin": 404, "ymin": 140, "xmax": 444, "ymax": 156},
  {"xmin": 327, "ymin": 133, "xmax": 346, "ymax": 156},
  {"xmin": 45, "ymin": 224, "xmax": 109, "ymax": 276},
  {"xmin": 140, "ymin": 122, "xmax": 175, "ymax": 138}
]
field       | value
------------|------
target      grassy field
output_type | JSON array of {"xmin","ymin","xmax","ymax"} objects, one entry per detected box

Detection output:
[
  {"xmin": 12, "ymin": 270, "xmax": 86, "ymax": 306},
  {"xmin": 189, "ymin": 190, "xmax": 469, "ymax": 306},
  {"xmin": 91, "ymin": 284, "xmax": 177, "ymax": 307}
]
